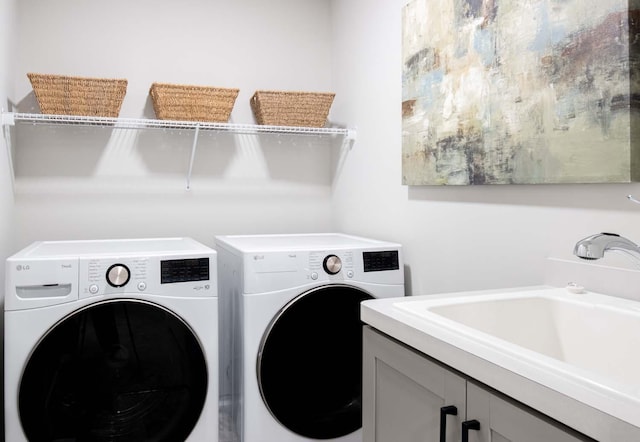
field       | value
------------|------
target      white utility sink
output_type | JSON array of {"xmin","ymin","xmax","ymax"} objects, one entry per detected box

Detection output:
[
  {"xmin": 360, "ymin": 286, "xmax": 640, "ymax": 433},
  {"xmin": 394, "ymin": 288, "xmax": 640, "ymax": 387}
]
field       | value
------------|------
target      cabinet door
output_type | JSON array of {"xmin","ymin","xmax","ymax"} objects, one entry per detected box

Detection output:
[
  {"xmin": 363, "ymin": 326, "xmax": 466, "ymax": 442},
  {"xmin": 465, "ymin": 382, "xmax": 594, "ymax": 442}
]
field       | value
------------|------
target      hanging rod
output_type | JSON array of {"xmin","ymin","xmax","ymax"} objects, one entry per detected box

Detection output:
[{"xmin": 4, "ymin": 112, "xmax": 355, "ymax": 138}]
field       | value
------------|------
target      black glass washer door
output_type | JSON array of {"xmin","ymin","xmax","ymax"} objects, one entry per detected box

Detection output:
[
  {"xmin": 257, "ymin": 285, "xmax": 373, "ymax": 439},
  {"xmin": 19, "ymin": 299, "xmax": 208, "ymax": 442}
]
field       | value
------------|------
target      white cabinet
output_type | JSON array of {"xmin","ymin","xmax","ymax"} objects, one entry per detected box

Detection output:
[
  {"xmin": 363, "ymin": 324, "xmax": 465, "ymax": 442},
  {"xmin": 465, "ymin": 383, "xmax": 589, "ymax": 442},
  {"xmin": 363, "ymin": 326, "xmax": 594, "ymax": 442}
]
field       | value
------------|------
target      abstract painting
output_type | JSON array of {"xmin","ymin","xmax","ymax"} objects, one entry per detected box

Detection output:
[{"xmin": 402, "ymin": 0, "xmax": 640, "ymax": 185}]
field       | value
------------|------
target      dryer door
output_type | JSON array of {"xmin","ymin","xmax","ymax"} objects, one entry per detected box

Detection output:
[
  {"xmin": 18, "ymin": 299, "xmax": 208, "ymax": 442},
  {"xmin": 257, "ymin": 284, "xmax": 373, "ymax": 439}
]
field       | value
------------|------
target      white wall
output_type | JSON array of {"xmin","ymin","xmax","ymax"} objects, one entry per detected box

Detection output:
[
  {"xmin": 0, "ymin": 0, "xmax": 16, "ymax": 437},
  {"xmin": 330, "ymin": 0, "xmax": 640, "ymax": 296},
  {"xmin": 12, "ymin": 0, "xmax": 336, "ymax": 249},
  {"xmin": 10, "ymin": 0, "xmax": 640, "ymax": 297},
  {"xmin": 0, "ymin": 0, "xmax": 16, "ymax": 262}
]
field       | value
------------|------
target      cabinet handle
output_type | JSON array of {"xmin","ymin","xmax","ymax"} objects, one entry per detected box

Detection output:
[
  {"xmin": 439, "ymin": 405, "xmax": 457, "ymax": 442},
  {"xmin": 461, "ymin": 419, "xmax": 481, "ymax": 442}
]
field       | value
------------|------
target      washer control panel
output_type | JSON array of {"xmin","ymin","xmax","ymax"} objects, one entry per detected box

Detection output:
[{"xmin": 79, "ymin": 255, "xmax": 214, "ymax": 299}]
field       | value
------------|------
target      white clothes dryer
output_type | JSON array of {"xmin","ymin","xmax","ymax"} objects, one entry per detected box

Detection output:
[
  {"xmin": 5, "ymin": 238, "xmax": 218, "ymax": 442},
  {"xmin": 216, "ymin": 233, "xmax": 404, "ymax": 442}
]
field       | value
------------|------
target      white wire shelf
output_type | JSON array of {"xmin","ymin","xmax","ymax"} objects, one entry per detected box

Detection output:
[
  {"xmin": 2, "ymin": 112, "xmax": 356, "ymax": 138},
  {"xmin": 1, "ymin": 112, "xmax": 356, "ymax": 190}
]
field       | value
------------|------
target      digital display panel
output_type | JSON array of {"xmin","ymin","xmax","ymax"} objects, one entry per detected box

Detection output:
[
  {"xmin": 363, "ymin": 251, "xmax": 399, "ymax": 272},
  {"xmin": 161, "ymin": 258, "xmax": 210, "ymax": 284}
]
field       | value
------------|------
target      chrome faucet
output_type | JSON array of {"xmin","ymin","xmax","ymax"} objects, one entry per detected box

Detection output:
[{"xmin": 573, "ymin": 232, "xmax": 640, "ymax": 261}]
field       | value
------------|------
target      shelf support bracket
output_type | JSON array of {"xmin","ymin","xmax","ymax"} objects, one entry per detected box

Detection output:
[
  {"xmin": 332, "ymin": 129, "xmax": 357, "ymax": 187},
  {"xmin": 342, "ymin": 128, "xmax": 357, "ymax": 151},
  {"xmin": 186, "ymin": 124, "xmax": 201, "ymax": 190},
  {"xmin": 1, "ymin": 112, "xmax": 15, "ymax": 192}
]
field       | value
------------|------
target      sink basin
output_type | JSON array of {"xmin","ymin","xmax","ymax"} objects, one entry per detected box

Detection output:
[{"xmin": 394, "ymin": 288, "xmax": 640, "ymax": 387}]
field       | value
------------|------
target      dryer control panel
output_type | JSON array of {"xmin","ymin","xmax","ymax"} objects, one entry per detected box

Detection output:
[{"xmin": 241, "ymin": 247, "xmax": 403, "ymax": 294}]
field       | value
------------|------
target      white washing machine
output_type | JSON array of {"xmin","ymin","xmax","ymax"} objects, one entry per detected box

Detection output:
[
  {"xmin": 5, "ymin": 238, "xmax": 219, "ymax": 442},
  {"xmin": 215, "ymin": 233, "xmax": 404, "ymax": 442}
]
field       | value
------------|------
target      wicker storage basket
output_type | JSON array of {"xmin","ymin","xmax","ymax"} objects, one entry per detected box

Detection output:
[
  {"xmin": 250, "ymin": 90, "xmax": 335, "ymax": 127},
  {"xmin": 27, "ymin": 73, "xmax": 128, "ymax": 117},
  {"xmin": 149, "ymin": 83, "xmax": 240, "ymax": 122}
]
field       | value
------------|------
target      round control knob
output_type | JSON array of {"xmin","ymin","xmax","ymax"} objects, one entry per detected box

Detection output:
[
  {"xmin": 323, "ymin": 255, "xmax": 342, "ymax": 275},
  {"xmin": 106, "ymin": 264, "xmax": 130, "ymax": 288}
]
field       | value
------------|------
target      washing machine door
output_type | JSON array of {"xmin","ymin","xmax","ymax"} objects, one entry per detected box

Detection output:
[
  {"xmin": 18, "ymin": 299, "xmax": 208, "ymax": 442},
  {"xmin": 257, "ymin": 284, "xmax": 373, "ymax": 439}
]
